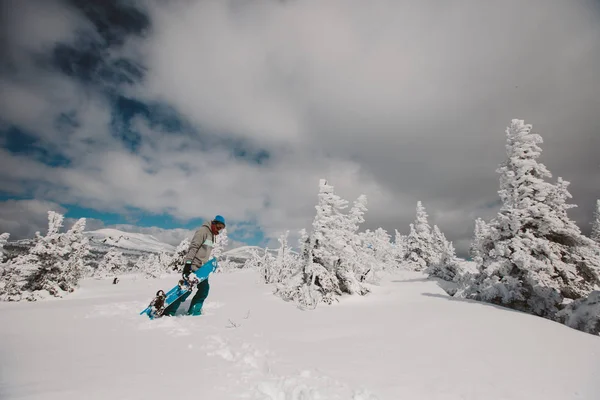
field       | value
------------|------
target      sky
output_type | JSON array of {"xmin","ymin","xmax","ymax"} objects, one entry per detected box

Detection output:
[{"xmin": 1, "ymin": 0, "xmax": 599, "ymax": 256}]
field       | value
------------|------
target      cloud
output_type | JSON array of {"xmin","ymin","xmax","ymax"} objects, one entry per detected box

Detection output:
[
  {"xmin": 1, "ymin": 0, "xmax": 599, "ymax": 257},
  {"xmin": 0, "ymin": 199, "xmax": 104, "ymax": 240},
  {"xmin": 129, "ymin": 0, "xmax": 600, "ymax": 254}
]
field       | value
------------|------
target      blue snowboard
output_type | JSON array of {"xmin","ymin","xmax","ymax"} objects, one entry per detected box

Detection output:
[{"xmin": 140, "ymin": 258, "xmax": 218, "ymax": 319}]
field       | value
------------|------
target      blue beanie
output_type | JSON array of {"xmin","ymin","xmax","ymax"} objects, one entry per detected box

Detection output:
[{"xmin": 213, "ymin": 215, "xmax": 226, "ymax": 225}]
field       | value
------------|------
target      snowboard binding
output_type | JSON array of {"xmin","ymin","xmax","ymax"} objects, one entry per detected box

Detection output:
[{"xmin": 147, "ymin": 290, "xmax": 167, "ymax": 318}]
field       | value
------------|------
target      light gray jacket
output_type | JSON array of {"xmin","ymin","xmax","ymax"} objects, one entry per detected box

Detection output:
[{"xmin": 185, "ymin": 222, "xmax": 215, "ymax": 270}]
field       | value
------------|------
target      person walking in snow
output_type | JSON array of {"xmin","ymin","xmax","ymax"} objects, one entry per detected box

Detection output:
[{"xmin": 163, "ymin": 215, "xmax": 226, "ymax": 316}]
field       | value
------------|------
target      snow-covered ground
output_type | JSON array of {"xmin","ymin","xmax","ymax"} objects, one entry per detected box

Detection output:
[{"xmin": 1, "ymin": 269, "xmax": 599, "ymax": 400}]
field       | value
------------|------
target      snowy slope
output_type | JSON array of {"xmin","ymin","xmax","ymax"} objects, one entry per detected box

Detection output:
[
  {"xmin": 84, "ymin": 228, "xmax": 175, "ymax": 255},
  {"xmin": 1, "ymin": 269, "xmax": 599, "ymax": 399},
  {"xmin": 223, "ymin": 245, "xmax": 278, "ymax": 264}
]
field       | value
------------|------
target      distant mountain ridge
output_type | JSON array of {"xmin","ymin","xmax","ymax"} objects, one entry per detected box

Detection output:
[
  {"xmin": 84, "ymin": 229, "xmax": 176, "ymax": 255},
  {"xmin": 5, "ymin": 228, "xmax": 274, "ymax": 265}
]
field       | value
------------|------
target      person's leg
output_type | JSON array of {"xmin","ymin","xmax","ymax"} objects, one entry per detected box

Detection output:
[
  {"xmin": 162, "ymin": 291, "xmax": 191, "ymax": 316},
  {"xmin": 187, "ymin": 279, "xmax": 210, "ymax": 316}
]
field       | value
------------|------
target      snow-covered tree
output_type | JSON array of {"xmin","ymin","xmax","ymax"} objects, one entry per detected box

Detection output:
[
  {"xmin": 213, "ymin": 228, "xmax": 235, "ymax": 272},
  {"xmin": 255, "ymin": 232, "xmax": 299, "ymax": 284},
  {"xmin": 212, "ymin": 228, "xmax": 228, "ymax": 260},
  {"xmin": 425, "ymin": 235, "xmax": 463, "ymax": 284},
  {"xmin": 0, "ymin": 232, "xmax": 9, "ymax": 262},
  {"xmin": 392, "ymin": 229, "xmax": 408, "ymax": 267},
  {"xmin": 556, "ymin": 290, "xmax": 600, "ymax": 335},
  {"xmin": 457, "ymin": 119, "xmax": 600, "ymax": 321},
  {"xmin": 430, "ymin": 225, "xmax": 452, "ymax": 265},
  {"xmin": 311, "ymin": 180, "xmax": 369, "ymax": 295},
  {"xmin": 94, "ymin": 250, "xmax": 126, "ymax": 279},
  {"xmin": 591, "ymin": 200, "xmax": 600, "ymax": 243},
  {"xmin": 143, "ymin": 254, "xmax": 164, "ymax": 278},
  {"xmin": 255, "ymin": 247, "xmax": 277, "ymax": 283},
  {"xmin": 469, "ymin": 218, "xmax": 489, "ymax": 265},
  {"xmin": 279, "ymin": 231, "xmax": 302, "ymax": 281},
  {"xmin": 276, "ymin": 180, "xmax": 372, "ymax": 308},
  {"xmin": 169, "ymin": 237, "xmax": 190, "ymax": 272},
  {"xmin": 403, "ymin": 202, "xmax": 437, "ymax": 270},
  {"xmin": 0, "ymin": 211, "xmax": 90, "ymax": 301},
  {"xmin": 275, "ymin": 231, "xmax": 342, "ymax": 309}
]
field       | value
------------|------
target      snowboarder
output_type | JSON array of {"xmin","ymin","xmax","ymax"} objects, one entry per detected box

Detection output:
[{"xmin": 162, "ymin": 215, "xmax": 226, "ymax": 316}]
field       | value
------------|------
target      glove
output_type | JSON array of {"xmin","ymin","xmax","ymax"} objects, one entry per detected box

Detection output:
[{"xmin": 183, "ymin": 260, "xmax": 192, "ymax": 277}]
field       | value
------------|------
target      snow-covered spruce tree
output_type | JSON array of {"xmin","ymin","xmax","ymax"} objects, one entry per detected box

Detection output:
[
  {"xmin": 392, "ymin": 229, "xmax": 408, "ymax": 267},
  {"xmin": 158, "ymin": 251, "xmax": 172, "ymax": 272},
  {"xmin": 0, "ymin": 211, "xmax": 90, "ymax": 301},
  {"xmin": 213, "ymin": 227, "xmax": 235, "ymax": 272},
  {"xmin": 0, "ymin": 232, "xmax": 9, "ymax": 259},
  {"xmin": 403, "ymin": 202, "xmax": 437, "ymax": 271},
  {"xmin": 94, "ymin": 250, "xmax": 126, "ymax": 279},
  {"xmin": 276, "ymin": 180, "xmax": 371, "ymax": 307},
  {"xmin": 242, "ymin": 247, "xmax": 262, "ymax": 270},
  {"xmin": 358, "ymin": 228, "xmax": 392, "ymax": 279},
  {"xmin": 312, "ymin": 180, "xmax": 369, "ymax": 295},
  {"xmin": 430, "ymin": 225, "xmax": 451, "ymax": 265},
  {"xmin": 556, "ymin": 290, "xmax": 600, "ymax": 335},
  {"xmin": 143, "ymin": 254, "xmax": 164, "ymax": 278},
  {"xmin": 275, "ymin": 230, "xmax": 342, "ymax": 309},
  {"xmin": 169, "ymin": 237, "xmax": 190, "ymax": 272},
  {"xmin": 469, "ymin": 218, "xmax": 489, "ymax": 266},
  {"xmin": 457, "ymin": 119, "xmax": 600, "ymax": 321},
  {"xmin": 254, "ymin": 247, "xmax": 278, "ymax": 283},
  {"xmin": 425, "ymin": 234, "xmax": 463, "ymax": 286},
  {"xmin": 591, "ymin": 200, "xmax": 600, "ymax": 243},
  {"xmin": 273, "ymin": 231, "xmax": 299, "ymax": 283}
]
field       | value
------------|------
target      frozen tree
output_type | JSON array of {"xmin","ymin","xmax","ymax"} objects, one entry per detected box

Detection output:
[
  {"xmin": 425, "ymin": 235, "xmax": 464, "ymax": 289},
  {"xmin": 431, "ymin": 225, "xmax": 452, "ymax": 265},
  {"xmin": 0, "ymin": 232, "xmax": 8, "ymax": 250},
  {"xmin": 255, "ymin": 232, "xmax": 300, "ymax": 284},
  {"xmin": 311, "ymin": 180, "xmax": 369, "ymax": 295},
  {"xmin": 469, "ymin": 218, "xmax": 489, "ymax": 265},
  {"xmin": 591, "ymin": 200, "xmax": 600, "ymax": 243},
  {"xmin": 213, "ymin": 228, "xmax": 235, "ymax": 273},
  {"xmin": 255, "ymin": 247, "xmax": 278, "ymax": 283},
  {"xmin": 457, "ymin": 119, "xmax": 600, "ymax": 321},
  {"xmin": 0, "ymin": 211, "xmax": 90, "ymax": 301},
  {"xmin": 273, "ymin": 231, "xmax": 299, "ymax": 283},
  {"xmin": 276, "ymin": 180, "xmax": 372, "ymax": 308},
  {"xmin": 403, "ymin": 202, "xmax": 437, "ymax": 270},
  {"xmin": 556, "ymin": 291, "xmax": 600, "ymax": 335},
  {"xmin": 133, "ymin": 254, "xmax": 146, "ymax": 273},
  {"xmin": 158, "ymin": 251, "xmax": 171, "ymax": 272},
  {"xmin": 94, "ymin": 250, "xmax": 126, "ymax": 279},
  {"xmin": 143, "ymin": 254, "xmax": 163, "ymax": 278},
  {"xmin": 0, "ymin": 232, "xmax": 9, "ymax": 263},
  {"xmin": 358, "ymin": 228, "xmax": 393, "ymax": 278},
  {"xmin": 169, "ymin": 237, "xmax": 190, "ymax": 272},
  {"xmin": 212, "ymin": 228, "xmax": 228, "ymax": 260},
  {"xmin": 275, "ymin": 231, "xmax": 342, "ymax": 309},
  {"xmin": 392, "ymin": 229, "xmax": 408, "ymax": 267}
]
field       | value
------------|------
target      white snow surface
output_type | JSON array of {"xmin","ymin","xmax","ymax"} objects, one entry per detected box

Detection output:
[
  {"xmin": 85, "ymin": 228, "xmax": 176, "ymax": 254},
  {"xmin": 1, "ymin": 269, "xmax": 599, "ymax": 400}
]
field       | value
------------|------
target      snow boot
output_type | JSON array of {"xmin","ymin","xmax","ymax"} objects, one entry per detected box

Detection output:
[
  {"xmin": 187, "ymin": 279, "xmax": 210, "ymax": 316},
  {"xmin": 162, "ymin": 291, "xmax": 192, "ymax": 316}
]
